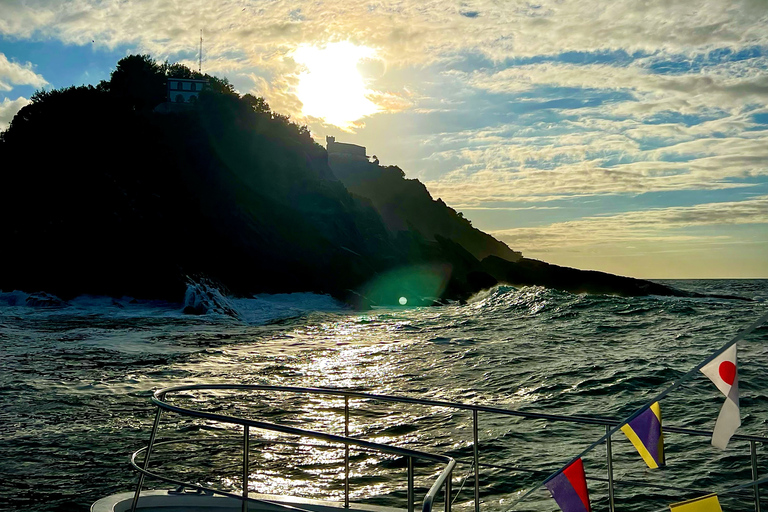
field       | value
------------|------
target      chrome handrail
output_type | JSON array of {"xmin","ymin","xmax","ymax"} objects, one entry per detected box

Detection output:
[
  {"xmin": 130, "ymin": 439, "xmax": 318, "ymax": 512},
  {"xmin": 129, "ymin": 384, "xmax": 768, "ymax": 512},
  {"xmin": 151, "ymin": 393, "xmax": 452, "ymax": 464},
  {"xmin": 154, "ymin": 383, "xmax": 768, "ymax": 442},
  {"xmin": 131, "ymin": 384, "xmax": 456, "ymax": 512}
]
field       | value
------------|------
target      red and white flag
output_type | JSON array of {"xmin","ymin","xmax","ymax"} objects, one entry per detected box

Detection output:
[{"xmin": 700, "ymin": 345, "xmax": 740, "ymax": 449}]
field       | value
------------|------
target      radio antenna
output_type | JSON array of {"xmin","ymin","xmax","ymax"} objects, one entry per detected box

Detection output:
[{"xmin": 198, "ymin": 29, "xmax": 203, "ymax": 74}]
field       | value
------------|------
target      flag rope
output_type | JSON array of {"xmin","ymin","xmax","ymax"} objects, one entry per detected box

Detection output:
[{"xmin": 506, "ymin": 309, "xmax": 768, "ymax": 510}]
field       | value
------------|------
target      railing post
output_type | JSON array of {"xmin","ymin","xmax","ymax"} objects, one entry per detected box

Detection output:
[
  {"xmin": 243, "ymin": 425, "xmax": 250, "ymax": 512},
  {"xmin": 752, "ymin": 440, "xmax": 761, "ymax": 512},
  {"xmin": 605, "ymin": 425, "xmax": 616, "ymax": 512},
  {"xmin": 473, "ymin": 409, "xmax": 480, "ymax": 512},
  {"xmin": 130, "ymin": 407, "xmax": 163, "ymax": 512},
  {"xmin": 408, "ymin": 456, "xmax": 414, "ymax": 512},
  {"xmin": 445, "ymin": 468, "xmax": 452, "ymax": 512},
  {"xmin": 345, "ymin": 396, "xmax": 350, "ymax": 509}
]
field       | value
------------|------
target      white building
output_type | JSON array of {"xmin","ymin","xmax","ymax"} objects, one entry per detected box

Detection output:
[
  {"xmin": 166, "ymin": 78, "xmax": 209, "ymax": 104},
  {"xmin": 326, "ymin": 136, "xmax": 368, "ymax": 161}
]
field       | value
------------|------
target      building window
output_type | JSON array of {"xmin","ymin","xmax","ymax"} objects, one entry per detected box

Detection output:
[{"xmin": 175, "ymin": 94, "xmax": 185, "ymax": 103}]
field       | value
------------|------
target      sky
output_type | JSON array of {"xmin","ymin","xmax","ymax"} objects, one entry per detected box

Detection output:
[{"xmin": 1, "ymin": 0, "xmax": 767, "ymax": 279}]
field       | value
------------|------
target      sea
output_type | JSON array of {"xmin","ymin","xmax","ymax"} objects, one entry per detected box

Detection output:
[{"xmin": 1, "ymin": 279, "xmax": 767, "ymax": 512}]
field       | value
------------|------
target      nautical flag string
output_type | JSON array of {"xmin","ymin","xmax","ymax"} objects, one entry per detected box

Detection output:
[
  {"xmin": 668, "ymin": 493, "xmax": 722, "ymax": 512},
  {"xmin": 543, "ymin": 458, "xmax": 591, "ymax": 512},
  {"xmin": 700, "ymin": 345, "xmax": 740, "ymax": 449},
  {"xmin": 620, "ymin": 401, "xmax": 665, "ymax": 468},
  {"xmin": 506, "ymin": 310, "xmax": 768, "ymax": 511}
]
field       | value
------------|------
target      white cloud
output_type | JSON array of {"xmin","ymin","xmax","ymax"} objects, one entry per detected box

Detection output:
[
  {"xmin": 466, "ymin": 58, "xmax": 768, "ymax": 117},
  {"xmin": 0, "ymin": 53, "xmax": 48, "ymax": 91},
  {"xmin": 3, "ymin": 0, "xmax": 768, "ymax": 67},
  {"xmin": 490, "ymin": 195, "xmax": 768, "ymax": 252},
  {"xmin": 2, "ymin": 0, "xmax": 766, "ymax": 127},
  {"xmin": 418, "ymin": 102, "xmax": 768, "ymax": 204},
  {"xmin": 0, "ymin": 96, "xmax": 31, "ymax": 131}
]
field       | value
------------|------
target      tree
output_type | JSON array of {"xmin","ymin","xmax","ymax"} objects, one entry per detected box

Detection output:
[
  {"xmin": 241, "ymin": 94, "xmax": 271, "ymax": 114},
  {"xmin": 107, "ymin": 54, "xmax": 166, "ymax": 110},
  {"xmin": 207, "ymin": 76, "xmax": 238, "ymax": 96},
  {"xmin": 162, "ymin": 61, "xmax": 201, "ymax": 79}
]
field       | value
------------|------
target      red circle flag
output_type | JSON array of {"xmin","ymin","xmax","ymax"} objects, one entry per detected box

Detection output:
[{"xmin": 719, "ymin": 360, "xmax": 737, "ymax": 386}]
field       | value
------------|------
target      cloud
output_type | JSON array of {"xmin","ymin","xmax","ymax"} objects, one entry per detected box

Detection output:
[
  {"xmin": 411, "ymin": 72, "xmax": 768, "ymax": 203},
  {"xmin": 490, "ymin": 195, "xmax": 768, "ymax": 252},
  {"xmin": 0, "ymin": 96, "xmax": 31, "ymax": 131},
  {"xmin": 176, "ymin": 56, "xmax": 251, "ymax": 76},
  {"xmin": 466, "ymin": 57, "xmax": 768, "ymax": 116},
  {"xmin": 0, "ymin": 53, "xmax": 48, "ymax": 91},
  {"xmin": 4, "ymin": 1, "xmax": 768, "ymax": 67},
  {"xmin": 2, "ymin": 0, "xmax": 766, "ymax": 129},
  {"xmin": 421, "ymin": 116, "xmax": 768, "ymax": 204}
]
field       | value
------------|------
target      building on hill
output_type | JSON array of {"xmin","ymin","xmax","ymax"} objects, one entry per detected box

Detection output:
[
  {"xmin": 155, "ymin": 78, "xmax": 209, "ymax": 113},
  {"xmin": 155, "ymin": 78, "xmax": 209, "ymax": 112},
  {"xmin": 326, "ymin": 136, "xmax": 368, "ymax": 162},
  {"xmin": 167, "ymin": 78, "xmax": 209, "ymax": 104}
]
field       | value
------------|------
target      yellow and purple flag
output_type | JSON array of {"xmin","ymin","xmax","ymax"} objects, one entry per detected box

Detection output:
[
  {"xmin": 544, "ymin": 458, "xmax": 591, "ymax": 512},
  {"xmin": 620, "ymin": 401, "xmax": 665, "ymax": 468},
  {"xmin": 669, "ymin": 493, "xmax": 722, "ymax": 512}
]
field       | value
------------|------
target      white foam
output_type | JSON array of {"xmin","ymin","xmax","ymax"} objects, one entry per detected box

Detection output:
[
  {"xmin": 0, "ymin": 286, "xmax": 348, "ymax": 326},
  {"xmin": 183, "ymin": 280, "xmax": 242, "ymax": 318}
]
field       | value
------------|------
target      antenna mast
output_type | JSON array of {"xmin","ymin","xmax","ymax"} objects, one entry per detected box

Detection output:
[{"xmin": 198, "ymin": 29, "xmax": 203, "ymax": 74}]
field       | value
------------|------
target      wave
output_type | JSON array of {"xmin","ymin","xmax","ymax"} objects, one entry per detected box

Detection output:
[
  {"xmin": 181, "ymin": 279, "xmax": 348, "ymax": 324},
  {"xmin": 0, "ymin": 290, "xmax": 68, "ymax": 308},
  {"xmin": 0, "ymin": 284, "xmax": 347, "ymax": 326},
  {"xmin": 467, "ymin": 284, "xmax": 576, "ymax": 317},
  {"xmin": 465, "ymin": 281, "xmax": 765, "ymax": 324},
  {"xmin": 182, "ymin": 280, "xmax": 242, "ymax": 319}
]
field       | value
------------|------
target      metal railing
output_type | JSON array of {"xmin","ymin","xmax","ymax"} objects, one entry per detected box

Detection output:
[
  {"xmin": 129, "ymin": 384, "xmax": 455, "ymax": 512},
  {"xmin": 128, "ymin": 384, "xmax": 767, "ymax": 512}
]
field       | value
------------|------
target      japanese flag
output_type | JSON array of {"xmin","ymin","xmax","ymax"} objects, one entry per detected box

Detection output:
[{"xmin": 700, "ymin": 345, "xmax": 740, "ymax": 449}]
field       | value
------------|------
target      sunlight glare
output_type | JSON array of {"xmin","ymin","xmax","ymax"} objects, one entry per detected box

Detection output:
[{"xmin": 293, "ymin": 42, "xmax": 381, "ymax": 129}]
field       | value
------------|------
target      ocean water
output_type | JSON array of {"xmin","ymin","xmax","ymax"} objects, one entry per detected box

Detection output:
[{"xmin": 0, "ymin": 280, "xmax": 767, "ymax": 512}]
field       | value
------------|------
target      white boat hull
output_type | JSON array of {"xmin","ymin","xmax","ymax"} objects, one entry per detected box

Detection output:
[{"xmin": 92, "ymin": 490, "xmax": 405, "ymax": 512}]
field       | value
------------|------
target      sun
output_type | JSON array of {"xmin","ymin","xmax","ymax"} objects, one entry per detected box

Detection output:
[{"xmin": 292, "ymin": 42, "xmax": 381, "ymax": 130}]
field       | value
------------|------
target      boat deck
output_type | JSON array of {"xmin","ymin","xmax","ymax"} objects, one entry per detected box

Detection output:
[{"xmin": 93, "ymin": 490, "xmax": 405, "ymax": 512}]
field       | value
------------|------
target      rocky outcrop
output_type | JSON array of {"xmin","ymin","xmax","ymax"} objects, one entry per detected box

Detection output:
[
  {"xmin": 327, "ymin": 156, "xmax": 522, "ymax": 263},
  {"xmin": 480, "ymin": 256, "xmax": 750, "ymax": 300}
]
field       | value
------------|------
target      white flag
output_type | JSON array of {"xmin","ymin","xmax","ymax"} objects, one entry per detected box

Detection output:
[{"xmin": 700, "ymin": 345, "xmax": 740, "ymax": 449}]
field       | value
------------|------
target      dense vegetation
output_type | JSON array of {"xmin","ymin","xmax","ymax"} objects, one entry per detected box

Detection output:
[{"xmin": 0, "ymin": 54, "xmax": 703, "ymax": 306}]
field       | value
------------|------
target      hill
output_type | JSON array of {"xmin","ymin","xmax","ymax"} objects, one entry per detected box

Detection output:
[
  {"xmin": 327, "ymin": 148, "xmax": 522, "ymax": 263},
  {"xmin": 0, "ymin": 54, "xmax": 709, "ymax": 307},
  {"xmin": 0, "ymin": 55, "xmax": 499, "ymax": 307}
]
